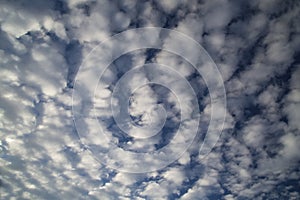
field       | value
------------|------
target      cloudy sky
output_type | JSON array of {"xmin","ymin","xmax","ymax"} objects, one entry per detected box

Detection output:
[{"xmin": 0, "ymin": 0, "xmax": 300, "ymax": 199}]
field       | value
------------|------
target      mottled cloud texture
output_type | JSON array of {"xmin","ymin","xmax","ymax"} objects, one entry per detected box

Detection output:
[{"xmin": 0, "ymin": 0, "xmax": 300, "ymax": 199}]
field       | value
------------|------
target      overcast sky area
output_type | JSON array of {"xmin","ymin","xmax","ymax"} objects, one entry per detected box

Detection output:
[{"xmin": 0, "ymin": 0, "xmax": 300, "ymax": 199}]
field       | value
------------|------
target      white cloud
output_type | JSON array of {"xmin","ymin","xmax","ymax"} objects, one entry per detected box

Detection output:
[
  {"xmin": 155, "ymin": 0, "xmax": 182, "ymax": 13},
  {"xmin": 242, "ymin": 117, "xmax": 266, "ymax": 148},
  {"xmin": 284, "ymin": 66, "xmax": 300, "ymax": 131},
  {"xmin": 1, "ymin": 0, "xmax": 300, "ymax": 199}
]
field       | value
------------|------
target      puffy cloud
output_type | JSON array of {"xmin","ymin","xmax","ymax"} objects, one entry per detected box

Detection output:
[{"xmin": 1, "ymin": 0, "xmax": 299, "ymax": 199}]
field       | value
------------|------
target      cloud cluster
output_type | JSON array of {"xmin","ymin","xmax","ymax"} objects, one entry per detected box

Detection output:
[{"xmin": 0, "ymin": 0, "xmax": 299, "ymax": 199}]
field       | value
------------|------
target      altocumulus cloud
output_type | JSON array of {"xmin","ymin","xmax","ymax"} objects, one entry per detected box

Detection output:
[{"xmin": 0, "ymin": 0, "xmax": 300, "ymax": 199}]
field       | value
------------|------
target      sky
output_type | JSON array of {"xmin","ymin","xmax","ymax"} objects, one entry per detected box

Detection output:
[{"xmin": 0, "ymin": 0, "xmax": 300, "ymax": 199}]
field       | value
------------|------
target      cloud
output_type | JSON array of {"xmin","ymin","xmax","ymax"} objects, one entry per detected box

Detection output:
[{"xmin": 0, "ymin": 0, "xmax": 300, "ymax": 199}]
